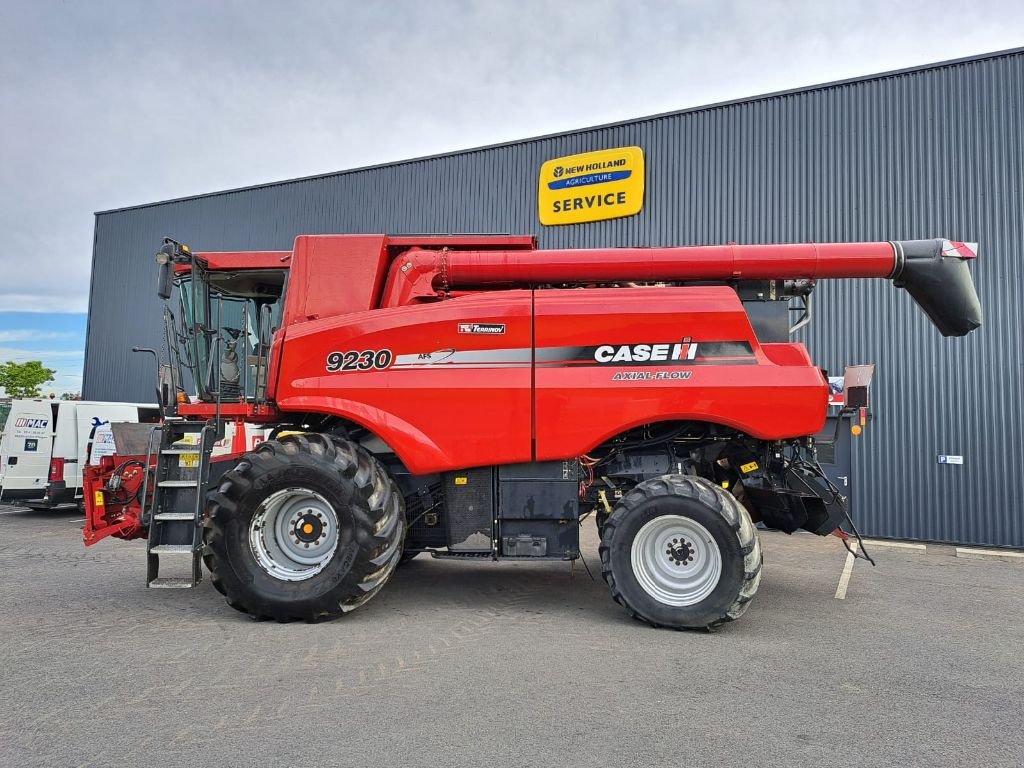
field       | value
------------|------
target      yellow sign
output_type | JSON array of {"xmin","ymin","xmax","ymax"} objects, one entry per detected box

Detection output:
[
  {"xmin": 740, "ymin": 461, "xmax": 760, "ymax": 474},
  {"xmin": 538, "ymin": 146, "xmax": 645, "ymax": 225},
  {"xmin": 175, "ymin": 433, "xmax": 200, "ymax": 468}
]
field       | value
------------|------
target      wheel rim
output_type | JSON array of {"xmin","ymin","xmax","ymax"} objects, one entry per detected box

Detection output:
[
  {"xmin": 249, "ymin": 488, "xmax": 341, "ymax": 581},
  {"xmin": 630, "ymin": 515, "xmax": 723, "ymax": 606}
]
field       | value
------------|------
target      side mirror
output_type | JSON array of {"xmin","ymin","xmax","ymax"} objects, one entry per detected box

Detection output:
[
  {"xmin": 156, "ymin": 242, "xmax": 175, "ymax": 299},
  {"xmin": 155, "ymin": 238, "xmax": 192, "ymax": 300},
  {"xmin": 843, "ymin": 364, "xmax": 875, "ymax": 410}
]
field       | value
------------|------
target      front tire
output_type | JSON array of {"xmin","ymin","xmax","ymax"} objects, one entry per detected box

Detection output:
[
  {"xmin": 600, "ymin": 475, "xmax": 761, "ymax": 630},
  {"xmin": 203, "ymin": 434, "xmax": 405, "ymax": 621}
]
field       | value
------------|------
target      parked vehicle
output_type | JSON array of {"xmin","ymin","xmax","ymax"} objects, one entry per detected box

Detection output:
[
  {"xmin": 84, "ymin": 234, "xmax": 980, "ymax": 629},
  {"xmin": 0, "ymin": 399, "xmax": 160, "ymax": 508}
]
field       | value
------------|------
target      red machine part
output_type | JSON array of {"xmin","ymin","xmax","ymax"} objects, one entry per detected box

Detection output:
[
  {"xmin": 442, "ymin": 241, "xmax": 901, "ymax": 283},
  {"xmin": 381, "ymin": 241, "xmax": 903, "ymax": 307},
  {"xmin": 274, "ymin": 285, "xmax": 824, "ymax": 475},
  {"xmin": 83, "ymin": 455, "xmax": 149, "ymax": 546},
  {"xmin": 175, "ymin": 234, "xmax": 980, "ymax": 474}
]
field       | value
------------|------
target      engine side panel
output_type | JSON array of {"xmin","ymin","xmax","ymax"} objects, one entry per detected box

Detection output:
[
  {"xmin": 275, "ymin": 286, "xmax": 828, "ymax": 474},
  {"xmin": 533, "ymin": 287, "xmax": 828, "ymax": 458},
  {"xmin": 275, "ymin": 291, "xmax": 534, "ymax": 474}
]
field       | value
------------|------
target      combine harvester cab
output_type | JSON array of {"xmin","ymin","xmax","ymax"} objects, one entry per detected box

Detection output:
[{"xmin": 84, "ymin": 234, "xmax": 980, "ymax": 629}]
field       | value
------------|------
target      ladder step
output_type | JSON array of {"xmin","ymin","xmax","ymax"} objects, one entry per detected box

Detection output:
[
  {"xmin": 148, "ymin": 577, "xmax": 196, "ymax": 589},
  {"xmin": 153, "ymin": 512, "xmax": 195, "ymax": 521},
  {"xmin": 158, "ymin": 480, "xmax": 199, "ymax": 488},
  {"xmin": 166, "ymin": 420, "xmax": 205, "ymax": 430},
  {"xmin": 150, "ymin": 544, "xmax": 197, "ymax": 555}
]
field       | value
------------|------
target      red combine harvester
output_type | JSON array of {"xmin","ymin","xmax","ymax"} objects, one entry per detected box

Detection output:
[{"xmin": 83, "ymin": 234, "xmax": 981, "ymax": 629}]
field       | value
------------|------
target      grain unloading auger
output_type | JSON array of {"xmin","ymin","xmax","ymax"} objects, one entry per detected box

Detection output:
[{"xmin": 84, "ymin": 234, "xmax": 980, "ymax": 629}]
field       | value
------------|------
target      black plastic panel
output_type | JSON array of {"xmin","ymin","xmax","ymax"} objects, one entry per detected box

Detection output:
[
  {"xmin": 498, "ymin": 461, "xmax": 578, "ymax": 521},
  {"xmin": 498, "ymin": 519, "xmax": 579, "ymax": 559}
]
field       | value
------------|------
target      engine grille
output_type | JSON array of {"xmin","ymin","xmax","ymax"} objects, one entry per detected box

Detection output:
[{"xmin": 443, "ymin": 467, "xmax": 494, "ymax": 552}]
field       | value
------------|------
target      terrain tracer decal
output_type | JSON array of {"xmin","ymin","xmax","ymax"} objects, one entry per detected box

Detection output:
[{"xmin": 458, "ymin": 322, "xmax": 506, "ymax": 335}]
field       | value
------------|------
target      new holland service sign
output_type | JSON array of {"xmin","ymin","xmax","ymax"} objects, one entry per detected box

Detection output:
[{"xmin": 538, "ymin": 146, "xmax": 645, "ymax": 225}]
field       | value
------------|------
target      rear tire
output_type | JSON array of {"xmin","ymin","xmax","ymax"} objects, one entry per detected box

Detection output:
[
  {"xmin": 599, "ymin": 475, "xmax": 761, "ymax": 630},
  {"xmin": 203, "ymin": 434, "xmax": 405, "ymax": 621}
]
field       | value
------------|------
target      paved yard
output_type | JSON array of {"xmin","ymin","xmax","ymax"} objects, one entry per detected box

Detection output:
[{"xmin": 1, "ymin": 504, "xmax": 1022, "ymax": 767}]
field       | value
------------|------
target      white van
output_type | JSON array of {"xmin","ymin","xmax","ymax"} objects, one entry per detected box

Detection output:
[{"xmin": 0, "ymin": 399, "xmax": 160, "ymax": 508}]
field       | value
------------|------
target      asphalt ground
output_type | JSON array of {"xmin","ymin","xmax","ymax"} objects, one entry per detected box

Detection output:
[{"xmin": 1, "ymin": 504, "xmax": 1022, "ymax": 768}]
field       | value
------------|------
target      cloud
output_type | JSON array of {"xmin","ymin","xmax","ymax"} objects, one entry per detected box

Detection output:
[
  {"xmin": 0, "ymin": 347, "xmax": 84, "ymax": 362},
  {"xmin": 0, "ymin": 330, "xmax": 76, "ymax": 342},
  {"xmin": 0, "ymin": 296, "xmax": 91, "ymax": 314},
  {"xmin": 1, "ymin": 0, "xmax": 1022, "ymax": 317}
]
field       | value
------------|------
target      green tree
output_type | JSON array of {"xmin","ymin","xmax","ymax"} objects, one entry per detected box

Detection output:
[{"xmin": 0, "ymin": 360, "xmax": 57, "ymax": 398}]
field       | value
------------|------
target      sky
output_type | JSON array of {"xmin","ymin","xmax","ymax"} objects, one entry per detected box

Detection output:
[{"xmin": 0, "ymin": 0, "xmax": 1020, "ymax": 396}]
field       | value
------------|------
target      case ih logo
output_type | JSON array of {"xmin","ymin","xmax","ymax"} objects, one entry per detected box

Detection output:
[
  {"xmin": 594, "ymin": 338, "xmax": 699, "ymax": 364},
  {"xmin": 15, "ymin": 418, "xmax": 48, "ymax": 429},
  {"xmin": 458, "ymin": 323, "xmax": 506, "ymax": 335}
]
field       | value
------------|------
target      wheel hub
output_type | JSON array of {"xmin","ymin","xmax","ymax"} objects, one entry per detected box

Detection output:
[
  {"xmin": 249, "ymin": 488, "xmax": 342, "ymax": 581},
  {"xmin": 293, "ymin": 513, "xmax": 326, "ymax": 545},
  {"xmin": 665, "ymin": 537, "xmax": 694, "ymax": 565},
  {"xmin": 630, "ymin": 515, "xmax": 723, "ymax": 607}
]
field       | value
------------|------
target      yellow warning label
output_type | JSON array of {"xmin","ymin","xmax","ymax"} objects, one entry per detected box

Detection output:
[
  {"xmin": 740, "ymin": 461, "xmax": 760, "ymax": 474},
  {"xmin": 176, "ymin": 434, "xmax": 200, "ymax": 468},
  {"xmin": 454, "ymin": 477, "xmax": 468, "ymax": 486},
  {"xmin": 94, "ymin": 490, "xmax": 104, "ymax": 507}
]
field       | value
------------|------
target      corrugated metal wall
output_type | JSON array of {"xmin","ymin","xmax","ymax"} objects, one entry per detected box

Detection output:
[{"xmin": 84, "ymin": 49, "xmax": 1024, "ymax": 547}]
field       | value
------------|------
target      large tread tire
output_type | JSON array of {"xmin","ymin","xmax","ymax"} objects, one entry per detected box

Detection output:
[
  {"xmin": 599, "ymin": 474, "xmax": 761, "ymax": 630},
  {"xmin": 202, "ymin": 434, "xmax": 405, "ymax": 621},
  {"xmin": 397, "ymin": 551, "xmax": 421, "ymax": 565}
]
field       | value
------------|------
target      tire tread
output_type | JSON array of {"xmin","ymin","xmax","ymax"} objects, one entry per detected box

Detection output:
[
  {"xmin": 202, "ymin": 434, "xmax": 405, "ymax": 621},
  {"xmin": 599, "ymin": 474, "xmax": 762, "ymax": 630}
]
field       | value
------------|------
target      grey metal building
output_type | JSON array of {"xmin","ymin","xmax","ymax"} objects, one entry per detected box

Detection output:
[{"xmin": 84, "ymin": 48, "xmax": 1023, "ymax": 548}]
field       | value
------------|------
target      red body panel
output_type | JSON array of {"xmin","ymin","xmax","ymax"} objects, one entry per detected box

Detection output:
[
  {"xmin": 283, "ymin": 235, "xmax": 391, "ymax": 324},
  {"xmin": 273, "ymin": 284, "xmax": 828, "ymax": 474},
  {"xmin": 276, "ymin": 291, "xmax": 534, "ymax": 474},
  {"xmin": 533, "ymin": 288, "xmax": 827, "ymax": 458},
  {"xmin": 174, "ymin": 251, "xmax": 291, "ymax": 273}
]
